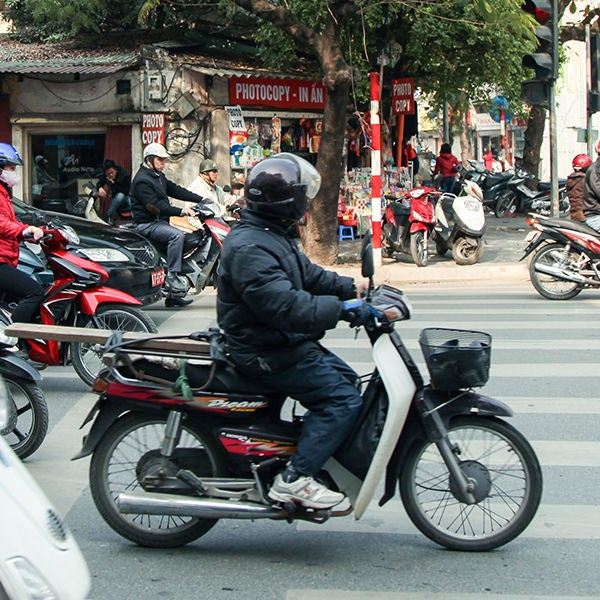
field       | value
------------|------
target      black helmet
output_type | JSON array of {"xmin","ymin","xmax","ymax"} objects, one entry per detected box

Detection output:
[{"xmin": 244, "ymin": 153, "xmax": 321, "ymax": 221}]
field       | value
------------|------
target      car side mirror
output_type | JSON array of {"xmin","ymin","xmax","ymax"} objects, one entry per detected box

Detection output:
[{"xmin": 29, "ymin": 212, "xmax": 47, "ymax": 227}]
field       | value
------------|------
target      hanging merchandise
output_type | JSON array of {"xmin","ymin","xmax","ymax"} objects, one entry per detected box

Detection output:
[
  {"xmin": 309, "ymin": 120, "xmax": 322, "ymax": 154},
  {"xmin": 271, "ymin": 116, "xmax": 281, "ymax": 153}
]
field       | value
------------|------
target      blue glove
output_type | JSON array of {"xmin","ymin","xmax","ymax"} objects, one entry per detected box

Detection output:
[{"xmin": 341, "ymin": 298, "xmax": 375, "ymax": 327}]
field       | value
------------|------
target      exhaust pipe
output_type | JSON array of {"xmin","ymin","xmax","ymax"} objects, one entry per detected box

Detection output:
[
  {"xmin": 118, "ymin": 491, "xmax": 284, "ymax": 520},
  {"xmin": 534, "ymin": 263, "xmax": 600, "ymax": 285}
]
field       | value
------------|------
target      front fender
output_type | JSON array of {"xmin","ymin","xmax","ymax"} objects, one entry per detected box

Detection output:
[
  {"xmin": 379, "ymin": 389, "xmax": 513, "ymax": 506},
  {"xmin": 0, "ymin": 353, "xmax": 43, "ymax": 382},
  {"xmin": 78, "ymin": 286, "xmax": 142, "ymax": 315}
]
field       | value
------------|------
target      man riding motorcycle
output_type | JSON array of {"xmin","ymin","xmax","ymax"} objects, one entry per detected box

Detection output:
[{"xmin": 216, "ymin": 153, "xmax": 372, "ymax": 509}]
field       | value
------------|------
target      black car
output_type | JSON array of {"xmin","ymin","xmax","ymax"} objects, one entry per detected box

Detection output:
[{"xmin": 13, "ymin": 197, "xmax": 165, "ymax": 306}]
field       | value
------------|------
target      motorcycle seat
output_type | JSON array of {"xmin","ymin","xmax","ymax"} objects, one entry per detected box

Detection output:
[
  {"xmin": 122, "ymin": 357, "xmax": 282, "ymax": 398},
  {"xmin": 537, "ymin": 216, "xmax": 600, "ymax": 236},
  {"xmin": 537, "ymin": 179, "xmax": 567, "ymax": 191},
  {"xmin": 485, "ymin": 172, "xmax": 513, "ymax": 186}
]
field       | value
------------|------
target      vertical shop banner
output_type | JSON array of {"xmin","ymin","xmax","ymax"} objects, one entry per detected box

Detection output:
[
  {"xmin": 226, "ymin": 105, "xmax": 248, "ymax": 169},
  {"xmin": 141, "ymin": 113, "xmax": 166, "ymax": 145},
  {"xmin": 392, "ymin": 78, "xmax": 415, "ymax": 115}
]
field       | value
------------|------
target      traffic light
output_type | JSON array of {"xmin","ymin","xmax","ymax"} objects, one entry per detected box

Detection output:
[{"xmin": 521, "ymin": 0, "xmax": 558, "ymax": 106}]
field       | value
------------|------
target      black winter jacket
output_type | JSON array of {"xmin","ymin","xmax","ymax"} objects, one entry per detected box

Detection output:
[
  {"xmin": 217, "ymin": 211, "xmax": 357, "ymax": 374},
  {"xmin": 583, "ymin": 159, "xmax": 600, "ymax": 217},
  {"xmin": 130, "ymin": 164, "xmax": 205, "ymax": 224}
]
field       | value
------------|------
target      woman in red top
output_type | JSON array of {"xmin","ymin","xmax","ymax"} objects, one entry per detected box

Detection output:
[
  {"xmin": 433, "ymin": 143, "xmax": 461, "ymax": 194},
  {"xmin": 0, "ymin": 143, "xmax": 44, "ymax": 323}
]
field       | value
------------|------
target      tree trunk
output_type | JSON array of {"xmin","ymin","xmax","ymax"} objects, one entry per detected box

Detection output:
[
  {"xmin": 304, "ymin": 80, "xmax": 350, "ymax": 265},
  {"xmin": 521, "ymin": 105, "xmax": 546, "ymax": 186}
]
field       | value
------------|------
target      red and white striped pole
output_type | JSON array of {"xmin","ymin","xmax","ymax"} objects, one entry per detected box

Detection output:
[{"xmin": 369, "ymin": 71, "xmax": 382, "ymax": 267}]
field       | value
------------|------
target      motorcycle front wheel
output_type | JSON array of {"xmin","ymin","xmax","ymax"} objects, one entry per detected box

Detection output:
[
  {"xmin": 452, "ymin": 236, "xmax": 484, "ymax": 265},
  {"xmin": 1, "ymin": 378, "xmax": 48, "ymax": 459},
  {"xmin": 494, "ymin": 191, "xmax": 518, "ymax": 218},
  {"xmin": 71, "ymin": 304, "xmax": 158, "ymax": 386},
  {"xmin": 399, "ymin": 416, "xmax": 542, "ymax": 551},
  {"xmin": 89, "ymin": 413, "xmax": 225, "ymax": 548},
  {"xmin": 410, "ymin": 231, "xmax": 429, "ymax": 267},
  {"xmin": 529, "ymin": 242, "xmax": 583, "ymax": 300}
]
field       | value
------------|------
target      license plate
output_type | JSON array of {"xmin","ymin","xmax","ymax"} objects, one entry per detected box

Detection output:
[{"xmin": 151, "ymin": 269, "xmax": 166, "ymax": 287}]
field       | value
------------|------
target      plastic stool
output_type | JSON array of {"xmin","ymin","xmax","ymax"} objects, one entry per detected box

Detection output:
[{"xmin": 338, "ymin": 225, "xmax": 355, "ymax": 241}]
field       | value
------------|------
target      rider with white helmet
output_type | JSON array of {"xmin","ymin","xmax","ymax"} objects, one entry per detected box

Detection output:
[{"xmin": 130, "ymin": 143, "xmax": 208, "ymax": 308}]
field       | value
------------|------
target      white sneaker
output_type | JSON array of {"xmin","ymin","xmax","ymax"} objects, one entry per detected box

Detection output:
[{"xmin": 268, "ymin": 473, "xmax": 344, "ymax": 509}]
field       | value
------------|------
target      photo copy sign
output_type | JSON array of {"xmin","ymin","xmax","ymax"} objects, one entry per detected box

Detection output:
[
  {"xmin": 392, "ymin": 78, "xmax": 415, "ymax": 115},
  {"xmin": 225, "ymin": 106, "xmax": 246, "ymax": 133},
  {"xmin": 142, "ymin": 113, "xmax": 165, "ymax": 145}
]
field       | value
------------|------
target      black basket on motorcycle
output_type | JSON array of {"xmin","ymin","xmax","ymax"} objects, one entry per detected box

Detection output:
[{"xmin": 419, "ymin": 327, "xmax": 491, "ymax": 390}]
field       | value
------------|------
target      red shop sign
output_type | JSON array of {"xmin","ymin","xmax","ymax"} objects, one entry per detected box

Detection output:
[
  {"xmin": 230, "ymin": 76, "xmax": 326, "ymax": 110},
  {"xmin": 141, "ymin": 113, "xmax": 165, "ymax": 145},
  {"xmin": 392, "ymin": 78, "xmax": 415, "ymax": 115}
]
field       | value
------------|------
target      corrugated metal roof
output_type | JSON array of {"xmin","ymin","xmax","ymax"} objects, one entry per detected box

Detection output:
[{"xmin": 0, "ymin": 53, "xmax": 139, "ymax": 74}]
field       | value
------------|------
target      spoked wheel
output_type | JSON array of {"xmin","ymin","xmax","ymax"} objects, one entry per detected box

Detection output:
[
  {"xmin": 399, "ymin": 416, "xmax": 542, "ymax": 551},
  {"xmin": 1, "ymin": 378, "xmax": 48, "ymax": 459},
  {"xmin": 452, "ymin": 236, "xmax": 484, "ymax": 265},
  {"xmin": 494, "ymin": 191, "xmax": 518, "ymax": 218},
  {"xmin": 89, "ymin": 413, "xmax": 225, "ymax": 547},
  {"xmin": 529, "ymin": 242, "xmax": 584, "ymax": 300},
  {"xmin": 410, "ymin": 231, "xmax": 429, "ymax": 267},
  {"xmin": 71, "ymin": 304, "xmax": 158, "ymax": 386}
]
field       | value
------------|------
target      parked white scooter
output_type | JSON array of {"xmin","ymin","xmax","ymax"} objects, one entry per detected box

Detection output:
[{"xmin": 433, "ymin": 178, "xmax": 486, "ymax": 265}]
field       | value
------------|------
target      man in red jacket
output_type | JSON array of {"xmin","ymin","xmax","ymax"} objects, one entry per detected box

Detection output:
[
  {"xmin": 433, "ymin": 143, "xmax": 461, "ymax": 194},
  {"xmin": 0, "ymin": 143, "xmax": 44, "ymax": 324}
]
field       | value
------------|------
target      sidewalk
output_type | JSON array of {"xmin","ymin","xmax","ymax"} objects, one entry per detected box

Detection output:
[{"xmin": 334, "ymin": 214, "xmax": 531, "ymax": 285}]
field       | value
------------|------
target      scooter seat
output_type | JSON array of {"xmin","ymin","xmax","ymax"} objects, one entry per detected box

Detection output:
[
  {"xmin": 537, "ymin": 179, "xmax": 567, "ymax": 191},
  {"xmin": 537, "ymin": 216, "xmax": 600, "ymax": 236}
]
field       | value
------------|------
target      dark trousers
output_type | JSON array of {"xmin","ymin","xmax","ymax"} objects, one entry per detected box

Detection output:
[
  {"xmin": 0, "ymin": 263, "xmax": 45, "ymax": 323},
  {"xmin": 134, "ymin": 221, "xmax": 185, "ymax": 273},
  {"xmin": 242, "ymin": 345, "xmax": 364, "ymax": 477}
]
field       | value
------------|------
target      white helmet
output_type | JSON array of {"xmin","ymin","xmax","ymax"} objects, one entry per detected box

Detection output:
[{"xmin": 143, "ymin": 143, "xmax": 169, "ymax": 160}]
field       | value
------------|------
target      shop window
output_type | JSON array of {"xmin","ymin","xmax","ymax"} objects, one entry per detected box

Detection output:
[{"xmin": 30, "ymin": 133, "xmax": 105, "ymax": 212}]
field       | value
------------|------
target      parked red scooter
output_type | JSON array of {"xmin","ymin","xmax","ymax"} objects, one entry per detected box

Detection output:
[
  {"xmin": 1, "ymin": 223, "xmax": 157, "ymax": 387},
  {"xmin": 382, "ymin": 186, "xmax": 437, "ymax": 266}
]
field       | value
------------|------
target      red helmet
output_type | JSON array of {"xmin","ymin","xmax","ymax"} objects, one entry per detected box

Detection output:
[
  {"xmin": 572, "ymin": 154, "xmax": 592, "ymax": 171},
  {"xmin": 596, "ymin": 140, "xmax": 600, "ymax": 154}
]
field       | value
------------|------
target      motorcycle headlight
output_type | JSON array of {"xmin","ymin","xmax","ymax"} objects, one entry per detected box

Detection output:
[{"xmin": 79, "ymin": 248, "xmax": 130, "ymax": 263}]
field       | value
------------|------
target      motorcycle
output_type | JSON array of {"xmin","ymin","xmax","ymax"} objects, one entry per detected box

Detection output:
[
  {"xmin": 521, "ymin": 212, "xmax": 600, "ymax": 300},
  {"xmin": 433, "ymin": 177, "xmax": 486, "ymax": 265},
  {"xmin": 165, "ymin": 202, "xmax": 232, "ymax": 296},
  {"xmin": 74, "ymin": 236, "xmax": 542, "ymax": 551},
  {"xmin": 463, "ymin": 161, "xmax": 523, "ymax": 218},
  {"xmin": 382, "ymin": 186, "xmax": 437, "ymax": 267},
  {"xmin": 496, "ymin": 167, "xmax": 569, "ymax": 218},
  {"xmin": 0, "ymin": 310, "xmax": 49, "ymax": 459},
  {"xmin": 0, "ymin": 223, "xmax": 158, "ymax": 387}
]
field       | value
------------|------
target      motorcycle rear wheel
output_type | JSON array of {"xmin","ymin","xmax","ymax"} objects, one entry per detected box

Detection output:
[
  {"xmin": 452, "ymin": 236, "xmax": 484, "ymax": 265},
  {"xmin": 1, "ymin": 378, "xmax": 48, "ymax": 459},
  {"xmin": 90, "ymin": 413, "xmax": 225, "ymax": 548},
  {"xmin": 399, "ymin": 416, "xmax": 542, "ymax": 551},
  {"xmin": 529, "ymin": 242, "xmax": 583, "ymax": 300},
  {"xmin": 71, "ymin": 304, "xmax": 158, "ymax": 386},
  {"xmin": 410, "ymin": 231, "xmax": 429, "ymax": 267}
]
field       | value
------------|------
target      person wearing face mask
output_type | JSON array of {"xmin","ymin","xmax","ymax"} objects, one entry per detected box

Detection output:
[{"xmin": 0, "ymin": 143, "xmax": 45, "ymax": 324}]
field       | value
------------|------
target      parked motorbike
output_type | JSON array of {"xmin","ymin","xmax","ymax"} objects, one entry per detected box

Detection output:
[
  {"xmin": 0, "ymin": 310, "xmax": 49, "ymax": 459},
  {"xmin": 433, "ymin": 177, "xmax": 486, "ymax": 265},
  {"xmin": 0, "ymin": 223, "xmax": 158, "ymax": 386},
  {"xmin": 74, "ymin": 237, "xmax": 542, "ymax": 551},
  {"xmin": 496, "ymin": 168, "xmax": 569, "ymax": 218},
  {"xmin": 165, "ymin": 202, "xmax": 232, "ymax": 296},
  {"xmin": 463, "ymin": 161, "xmax": 523, "ymax": 218},
  {"xmin": 382, "ymin": 186, "xmax": 437, "ymax": 267},
  {"xmin": 81, "ymin": 181, "xmax": 132, "ymax": 225},
  {"xmin": 521, "ymin": 212, "xmax": 600, "ymax": 300}
]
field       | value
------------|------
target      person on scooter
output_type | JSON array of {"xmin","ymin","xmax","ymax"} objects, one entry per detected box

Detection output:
[
  {"xmin": 433, "ymin": 143, "xmax": 461, "ymax": 194},
  {"xmin": 217, "ymin": 153, "xmax": 373, "ymax": 510},
  {"xmin": 0, "ymin": 143, "xmax": 44, "ymax": 323},
  {"xmin": 567, "ymin": 154, "xmax": 591, "ymax": 222},
  {"xmin": 583, "ymin": 141, "xmax": 600, "ymax": 232},
  {"xmin": 130, "ymin": 143, "xmax": 207, "ymax": 308},
  {"xmin": 97, "ymin": 159, "xmax": 131, "ymax": 225},
  {"xmin": 186, "ymin": 158, "xmax": 241, "ymax": 217}
]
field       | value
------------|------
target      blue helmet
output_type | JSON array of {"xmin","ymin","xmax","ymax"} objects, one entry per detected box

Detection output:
[{"xmin": 0, "ymin": 143, "xmax": 23, "ymax": 167}]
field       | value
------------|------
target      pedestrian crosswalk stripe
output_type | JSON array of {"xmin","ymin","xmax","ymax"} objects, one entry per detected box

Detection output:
[{"xmin": 287, "ymin": 592, "xmax": 599, "ymax": 600}]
